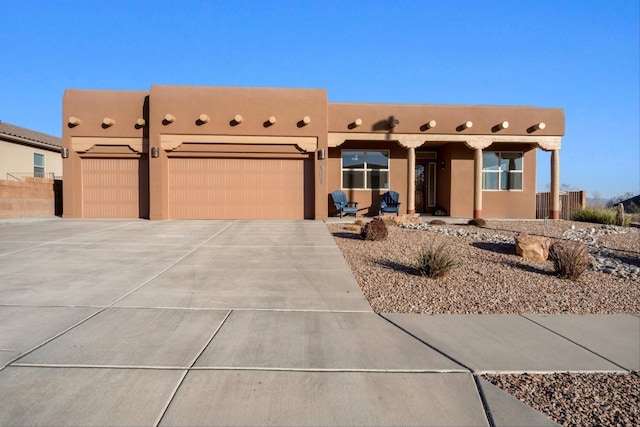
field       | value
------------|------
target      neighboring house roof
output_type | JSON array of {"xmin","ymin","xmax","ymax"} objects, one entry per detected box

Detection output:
[
  {"xmin": 621, "ymin": 195, "xmax": 640, "ymax": 212},
  {"xmin": 0, "ymin": 120, "xmax": 61, "ymax": 151}
]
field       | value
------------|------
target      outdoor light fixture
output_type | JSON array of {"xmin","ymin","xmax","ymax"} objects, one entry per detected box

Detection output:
[
  {"xmin": 302, "ymin": 116, "xmax": 311, "ymax": 125},
  {"xmin": 233, "ymin": 114, "xmax": 243, "ymax": 124},
  {"xmin": 492, "ymin": 121, "xmax": 509, "ymax": 132},
  {"xmin": 151, "ymin": 147, "xmax": 159, "ymax": 158},
  {"xmin": 425, "ymin": 120, "xmax": 436, "ymax": 129},
  {"xmin": 61, "ymin": 148, "xmax": 69, "ymax": 158},
  {"xmin": 164, "ymin": 114, "xmax": 176, "ymax": 124},
  {"xmin": 264, "ymin": 116, "xmax": 277, "ymax": 127},
  {"xmin": 318, "ymin": 149, "xmax": 326, "ymax": 160},
  {"xmin": 136, "ymin": 118, "xmax": 146, "ymax": 127},
  {"xmin": 528, "ymin": 122, "xmax": 546, "ymax": 133},
  {"xmin": 68, "ymin": 116, "xmax": 81, "ymax": 127},
  {"xmin": 198, "ymin": 114, "xmax": 210, "ymax": 124},
  {"xmin": 102, "ymin": 117, "xmax": 115, "ymax": 127}
]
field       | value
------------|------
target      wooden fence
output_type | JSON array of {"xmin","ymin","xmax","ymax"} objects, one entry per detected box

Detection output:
[{"xmin": 536, "ymin": 191, "xmax": 586, "ymax": 220}]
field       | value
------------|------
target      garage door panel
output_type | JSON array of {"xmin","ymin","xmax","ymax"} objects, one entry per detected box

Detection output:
[
  {"xmin": 82, "ymin": 158, "xmax": 145, "ymax": 218},
  {"xmin": 169, "ymin": 158, "xmax": 306, "ymax": 220}
]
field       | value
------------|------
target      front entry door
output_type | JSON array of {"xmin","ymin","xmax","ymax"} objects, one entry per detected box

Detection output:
[{"xmin": 415, "ymin": 160, "xmax": 437, "ymax": 213}]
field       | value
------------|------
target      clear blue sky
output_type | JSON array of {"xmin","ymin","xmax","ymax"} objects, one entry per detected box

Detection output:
[{"xmin": 1, "ymin": 0, "xmax": 638, "ymax": 199}]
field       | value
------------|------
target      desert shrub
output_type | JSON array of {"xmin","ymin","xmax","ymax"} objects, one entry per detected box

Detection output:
[
  {"xmin": 360, "ymin": 217, "xmax": 388, "ymax": 241},
  {"xmin": 468, "ymin": 218, "xmax": 487, "ymax": 227},
  {"xmin": 378, "ymin": 216, "xmax": 397, "ymax": 226},
  {"xmin": 572, "ymin": 207, "xmax": 631, "ymax": 226},
  {"xmin": 354, "ymin": 218, "xmax": 367, "ymax": 227},
  {"xmin": 549, "ymin": 241, "xmax": 589, "ymax": 280},
  {"xmin": 343, "ymin": 224, "xmax": 361, "ymax": 232},
  {"xmin": 429, "ymin": 219, "xmax": 447, "ymax": 226},
  {"xmin": 416, "ymin": 243, "xmax": 458, "ymax": 278}
]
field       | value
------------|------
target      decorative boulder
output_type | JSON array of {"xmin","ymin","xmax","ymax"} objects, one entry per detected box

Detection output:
[
  {"xmin": 390, "ymin": 214, "xmax": 422, "ymax": 225},
  {"xmin": 515, "ymin": 234, "xmax": 551, "ymax": 261}
]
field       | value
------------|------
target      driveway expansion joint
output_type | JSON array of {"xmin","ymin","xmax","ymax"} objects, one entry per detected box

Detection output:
[{"xmin": 519, "ymin": 314, "xmax": 633, "ymax": 372}]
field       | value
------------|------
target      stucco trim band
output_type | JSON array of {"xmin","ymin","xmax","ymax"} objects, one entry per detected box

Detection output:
[
  {"xmin": 71, "ymin": 137, "xmax": 145, "ymax": 153},
  {"xmin": 160, "ymin": 134, "xmax": 318, "ymax": 153},
  {"xmin": 328, "ymin": 132, "xmax": 561, "ymax": 150}
]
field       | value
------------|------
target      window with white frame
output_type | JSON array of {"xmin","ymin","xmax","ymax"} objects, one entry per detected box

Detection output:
[
  {"xmin": 341, "ymin": 150, "xmax": 389, "ymax": 189},
  {"xmin": 482, "ymin": 152, "xmax": 523, "ymax": 190},
  {"xmin": 34, "ymin": 153, "xmax": 45, "ymax": 178}
]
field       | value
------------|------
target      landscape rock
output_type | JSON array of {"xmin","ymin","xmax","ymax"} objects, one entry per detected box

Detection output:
[{"xmin": 515, "ymin": 234, "xmax": 550, "ymax": 261}]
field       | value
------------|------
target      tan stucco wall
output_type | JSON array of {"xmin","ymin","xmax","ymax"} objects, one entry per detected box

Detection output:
[
  {"xmin": 148, "ymin": 85, "xmax": 328, "ymax": 220},
  {"xmin": 329, "ymin": 103, "xmax": 564, "ymax": 137},
  {"xmin": 328, "ymin": 141, "xmax": 408, "ymax": 217},
  {"xmin": 63, "ymin": 89, "xmax": 148, "ymax": 218},
  {"xmin": 445, "ymin": 143, "xmax": 475, "ymax": 218},
  {"xmin": 61, "ymin": 85, "xmax": 565, "ymax": 220},
  {"xmin": 0, "ymin": 140, "xmax": 62, "ymax": 179},
  {"xmin": 482, "ymin": 144, "xmax": 537, "ymax": 219}
]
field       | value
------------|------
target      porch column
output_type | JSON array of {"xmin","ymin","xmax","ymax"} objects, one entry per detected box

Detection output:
[
  {"xmin": 464, "ymin": 137, "xmax": 493, "ymax": 219},
  {"xmin": 550, "ymin": 149, "xmax": 560, "ymax": 219},
  {"xmin": 538, "ymin": 138, "xmax": 562, "ymax": 220},
  {"xmin": 473, "ymin": 148, "xmax": 483, "ymax": 219},
  {"xmin": 397, "ymin": 136, "xmax": 424, "ymax": 216},
  {"xmin": 407, "ymin": 146, "xmax": 416, "ymax": 214}
]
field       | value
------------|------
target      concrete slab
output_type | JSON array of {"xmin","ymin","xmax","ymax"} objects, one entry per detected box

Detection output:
[
  {"xmin": 116, "ymin": 264, "xmax": 371, "ymax": 311},
  {"xmin": 0, "ymin": 243, "xmax": 195, "ymax": 306},
  {"xmin": 63, "ymin": 220, "xmax": 233, "ymax": 246},
  {"xmin": 382, "ymin": 314, "xmax": 623, "ymax": 373},
  {"xmin": 478, "ymin": 377, "xmax": 560, "ymax": 426},
  {"xmin": 0, "ymin": 306, "xmax": 99, "ymax": 368},
  {"xmin": 0, "ymin": 219, "xmax": 134, "ymax": 244},
  {"xmin": 160, "ymin": 371, "xmax": 488, "ymax": 427},
  {"xmin": 196, "ymin": 311, "xmax": 464, "ymax": 371},
  {"xmin": 180, "ymin": 245, "xmax": 351, "ymax": 271},
  {"xmin": 0, "ymin": 366, "xmax": 182, "ymax": 426},
  {"xmin": 18, "ymin": 308, "xmax": 229, "ymax": 368},
  {"xmin": 523, "ymin": 314, "xmax": 640, "ymax": 371},
  {"xmin": 209, "ymin": 220, "xmax": 338, "ymax": 246}
]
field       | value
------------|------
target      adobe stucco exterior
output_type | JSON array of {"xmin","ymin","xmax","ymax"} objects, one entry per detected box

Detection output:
[{"xmin": 62, "ymin": 85, "xmax": 564, "ymax": 220}]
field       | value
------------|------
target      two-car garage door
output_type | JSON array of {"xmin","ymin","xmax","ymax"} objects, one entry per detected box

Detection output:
[{"xmin": 168, "ymin": 158, "xmax": 307, "ymax": 220}]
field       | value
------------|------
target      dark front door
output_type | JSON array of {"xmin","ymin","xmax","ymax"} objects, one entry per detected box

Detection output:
[{"xmin": 415, "ymin": 160, "xmax": 436, "ymax": 213}]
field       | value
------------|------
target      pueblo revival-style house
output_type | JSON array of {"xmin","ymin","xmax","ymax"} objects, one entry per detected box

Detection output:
[{"xmin": 62, "ymin": 85, "xmax": 564, "ymax": 220}]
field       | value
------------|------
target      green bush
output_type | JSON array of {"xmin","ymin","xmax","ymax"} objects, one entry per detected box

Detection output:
[
  {"xmin": 572, "ymin": 207, "xmax": 631, "ymax": 226},
  {"xmin": 549, "ymin": 241, "xmax": 589, "ymax": 281},
  {"xmin": 416, "ymin": 243, "xmax": 458, "ymax": 278},
  {"xmin": 360, "ymin": 217, "xmax": 388, "ymax": 241}
]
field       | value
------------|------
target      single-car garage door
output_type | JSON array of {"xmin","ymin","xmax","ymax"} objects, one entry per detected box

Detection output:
[
  {"xmin": 169, "ymin": 158, "xmax": 307, "ymax": 219},
  {"xmin": 82, "ymin": 158, "xmax": 146, "ymax": 218}
]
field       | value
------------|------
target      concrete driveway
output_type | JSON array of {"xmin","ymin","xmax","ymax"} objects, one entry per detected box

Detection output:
[{"xmin": 2, "ymin": 218, "xmax": 630, "ymax": 426}]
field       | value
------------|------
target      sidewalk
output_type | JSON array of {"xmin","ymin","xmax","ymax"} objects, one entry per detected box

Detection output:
[{"xmin": 0, "ymin": 219, "xmax": 637, "ymax": 426}]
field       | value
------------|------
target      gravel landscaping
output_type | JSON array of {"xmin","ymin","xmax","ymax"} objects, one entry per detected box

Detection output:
[
  {"xmin": 327, "ymin": 219, "xmax": 640, "ymax": 314},
  {"xmin": 328, "ymin": 218, "xmax": 639, "ymax": 426}
]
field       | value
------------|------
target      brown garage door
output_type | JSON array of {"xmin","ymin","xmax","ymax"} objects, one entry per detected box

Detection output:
[
  {"xmin": 82, "ymin": 158, "xmax": 146, "ymax": 218},
  {"xmin": 169, "ymin": 158, "xmax": 307, "ymax": 219}
]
